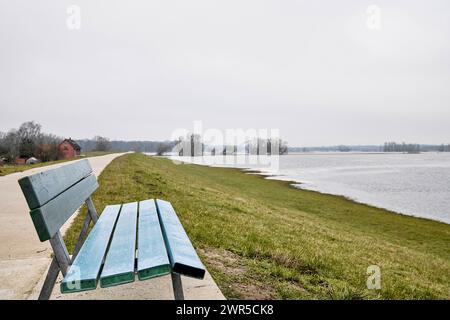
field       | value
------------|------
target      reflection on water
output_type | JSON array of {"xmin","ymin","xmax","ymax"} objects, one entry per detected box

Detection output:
[{"xmin": 167, "ymin": 153, "xmax": 450, "ymax": 224}]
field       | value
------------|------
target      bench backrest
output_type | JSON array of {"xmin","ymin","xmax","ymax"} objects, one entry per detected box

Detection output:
[{"xmin": 18, "ymin": 159, "xmax": 99, "ymax": 241}]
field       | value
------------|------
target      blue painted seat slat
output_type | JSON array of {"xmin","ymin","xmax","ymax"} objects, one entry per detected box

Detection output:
[
  {"xmin": 156, "ymin": 199, "xmax": 206, "ymax": 279},
  {"xmin": 137, "ymin": 199, "xmax": 171, "ymax": 280},
  {"xmin": 60, "ymin": 205, "xmax": 121, "ymax": 293},
  {"xmin": 100, "ymin": 202, "xmax": 138, "ymax": 287}
]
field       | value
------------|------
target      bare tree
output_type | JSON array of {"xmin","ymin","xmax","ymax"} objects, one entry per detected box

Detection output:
[
  {"xmin": 0, "ymin": 131, "xmax": 7, "ymax": 157},
  {"xmin": 17, "ymin": 121, "xmax": 42, "ymax": 158},
  {"xmin": 156, "ymin": 142, "xmax": 172, "ymax": 156},
  {"xmin": 2, "ymin": 129, "xmax": 20, "ymax": 161},
  {"xmin": 0, "ymin": 122, "xmax": 63, "ymax": 163},
  {"xmin": 190, "ymin": 134, "xmax": 203, "ymax": 156},
  {"xmin": 265, "ymin": 138, "xmax": 288, "ymax": 155},
  {"xmin": 94, "ymin": 136, "xmax": 111, "ymax": 151},
  {"xmin": 37, "ymin": 133, "xmax": 61, "ymax": 162}
]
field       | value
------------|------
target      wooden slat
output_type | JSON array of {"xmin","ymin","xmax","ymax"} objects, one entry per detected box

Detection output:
[
  {"xmin": 29, "ymin": 174, "xmax": 98, "ymax": 241},
  {"xmin": 100, "ymin": 202, "xmax": 138, "ymax": 287},
  {"xmin": 156, "ymin": 199, "xmax": 206, "ymax": 279},
  {"xmin": 18, "ymin": 159, "xmax": 92, "ymax": 210},
  {"xmin": 60, "ymin": 205, "xmax": 121, "ymax": 293},
  {"xmin": 137, "ymin": 200, "xmax": 170, "ymax": 280}
]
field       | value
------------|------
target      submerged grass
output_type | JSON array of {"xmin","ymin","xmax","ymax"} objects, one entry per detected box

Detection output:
[{"xmin": 65, "ymin": 153, "xmax": 450, "ymax": 300}]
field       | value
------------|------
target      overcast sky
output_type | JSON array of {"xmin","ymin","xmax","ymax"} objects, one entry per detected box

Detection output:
[{"xmin": 1, "ymin": 0, "xmax": 449, "ymax": 146}]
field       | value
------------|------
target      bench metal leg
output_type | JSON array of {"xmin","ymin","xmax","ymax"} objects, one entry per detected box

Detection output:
[
  {"xmin": 85, "ymin": 197, "xmax": 98, "ymax": 224},
  {"xmin": 71, "ymin": 212, "xmax": 92, "ymax": 261},
  {"xmin": 171, "ymin": 272, "xmax": 184, "ymax": 300},
  {"xmin": 38, "ymin": 199, "xmax": 98, "ymax": 299},
  {"xmin": 38, "ymin": 258, "xmax": 60, "ymax": 300},
  {"xmin": 49, "ymin": 231, "xmax": 70, "ymax": 276}
]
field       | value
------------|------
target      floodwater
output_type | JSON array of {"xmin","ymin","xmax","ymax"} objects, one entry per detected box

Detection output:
[{"xmin": 166, "ymin": 152, "xmax": 450, "ymax": 224}]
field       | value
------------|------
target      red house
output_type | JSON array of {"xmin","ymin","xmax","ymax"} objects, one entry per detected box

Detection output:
[{"xmin": 58, "ymin": 138, "xmax": 81, "ymax": 160}]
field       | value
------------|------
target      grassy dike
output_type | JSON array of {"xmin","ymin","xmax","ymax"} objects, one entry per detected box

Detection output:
[{"xmin": 65, "ymin": 153, "xmax": 450, "ymax": 299}]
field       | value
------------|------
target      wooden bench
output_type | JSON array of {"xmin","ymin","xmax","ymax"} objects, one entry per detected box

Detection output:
[{"xmin": 18, "ymin": 159, "xmax": 205, "ymax": 300}]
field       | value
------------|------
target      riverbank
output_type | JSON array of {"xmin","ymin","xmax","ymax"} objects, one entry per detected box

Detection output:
[
  {"xmin": 167, "ymin": 153, "xmax": 450, "ymax": 224},
  {"xmin": 65, "ymin": 153, "xmax": 450, "ymax": 299}
]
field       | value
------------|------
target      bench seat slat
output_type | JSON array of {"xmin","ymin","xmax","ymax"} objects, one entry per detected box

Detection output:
[
  {"xmin": 18, "ymin": 159, "xmax": 92, "ymax": 210},
  {"xmin": 60, "ymin": 205, "xmax": 121, "ymax": 293},
  {"xmin": 156, "ymin": 199, "xmax": 206, "ymax": 279},
  {"xmin": 137, "ymin": 200, "xmax": 171, "ymax": 280},
  {"xmin": 30, "ymin": 174, "xmax": 99, "ymax": 241},
  {"xmin": 100, "ymin": 202, "xmax": 138, "ymax": 287}
]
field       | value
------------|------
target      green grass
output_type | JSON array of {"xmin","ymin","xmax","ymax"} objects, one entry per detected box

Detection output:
[
  {"xmin": 0, "ymin": 159, "xmax": 70, "ymax": 176},
  {"xmin": 0, "ymin": 151, "xmax": 115, "ymax": 176},
  {"xmin": 65, "ymin": 153, "xmax": 450, "ymax": 300}
]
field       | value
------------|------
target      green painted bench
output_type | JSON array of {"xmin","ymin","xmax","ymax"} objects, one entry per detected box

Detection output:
[{"xmin": 18, "ymin": 159, "xmax": 205, "ymax": 300}]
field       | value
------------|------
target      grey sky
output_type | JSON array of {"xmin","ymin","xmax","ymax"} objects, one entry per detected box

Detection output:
[{"xmin": 1, "ymin": 0, "xmax": 449, "ymax": 146}]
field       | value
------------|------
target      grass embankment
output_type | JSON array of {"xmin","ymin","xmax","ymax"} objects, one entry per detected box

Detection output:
[
  {"xmin": 65, "ymin": 153, "xmax": 450, "ymax": 300},
  {"xmin": 0, "ymin": 151, "xmax": 114, "ymax": 176}
]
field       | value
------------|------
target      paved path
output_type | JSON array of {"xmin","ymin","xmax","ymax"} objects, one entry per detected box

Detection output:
[{"xmin": 0, "ymin": 153, "xmax": 225, "ymax": 300}]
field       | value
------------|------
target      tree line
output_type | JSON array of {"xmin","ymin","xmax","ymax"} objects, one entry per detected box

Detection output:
[
  {"xmin": 437, "ymin": 144, "xmax": 450, "ymax": 152},
  {"xmin": 0, "ymin": 121, "xmax": 62, "ymax": 163},
  {"xmin": 76, "ymin": 138, "xmax": 178, "ymax": 153},
  {"xmin": 174, "ymin": 134, "xmax": 288, "ymax": 156},
  {"xmin": 0, "ymin": 122, "xmax": 164, "ymax": 164},
  {"xmin": 383, "ymin": 142, "xmax": 421, "ymax": 153}
]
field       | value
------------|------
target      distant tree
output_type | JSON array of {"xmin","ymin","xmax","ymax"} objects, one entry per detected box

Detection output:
[
  {"xmin": 383, "ymin": 141, "xmax": 420, "ymax": 153},
  {"xmin": 131, "ymin": 142, "xmax": 142, "ymax": 152},
  {"xmin": 1, "ymin": 122, "xmax": 42, "ymax": 161},
  {"xmin": 245, "ymin": 138, "xmax": 288, "ymax": 155},
  {"xmin": 172, "ymin": 134, "xmax": 203, "ymax": 156},
  {"xmin": 338, "ymin": 145, "xmax": 351, "ymax": 152},
  {"xmin": 171, "ymin": 135, "xmax": 200, "ymax": 156},
  {"xmin": 1, "ymin": 130, "xmax": 19, "ymax": 161},
  {"xmin": 268, "ymin": 138, "xmax": 288, "ymax": 155},
  {"xmin": 0, "ymin": 132, "xmax": 7, "ymax": 157},
  {"xmin": 279, "ymin": 140, "xmax": 288, "ymax": 155},
  {"xmin": 173, "ymin": 136, "xmax": 185, "ymax": 156},
  {"xmin": 17, "ymin": 121, "xmax": 42, "ymax": 158},
  {"xmin": 94, "ymin": 136, "xmax": 111, "ymax": 151},
  {"xmin": 189, "ymin": 134, "xmax": 203, "ymax": 156},
  {"xmin": 156, "ymin": 142, "xmax": 172, "ymax": 156},
  {"xmin": 37, "ymin": 134, "xmax": 61, "ymax": 162}
]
